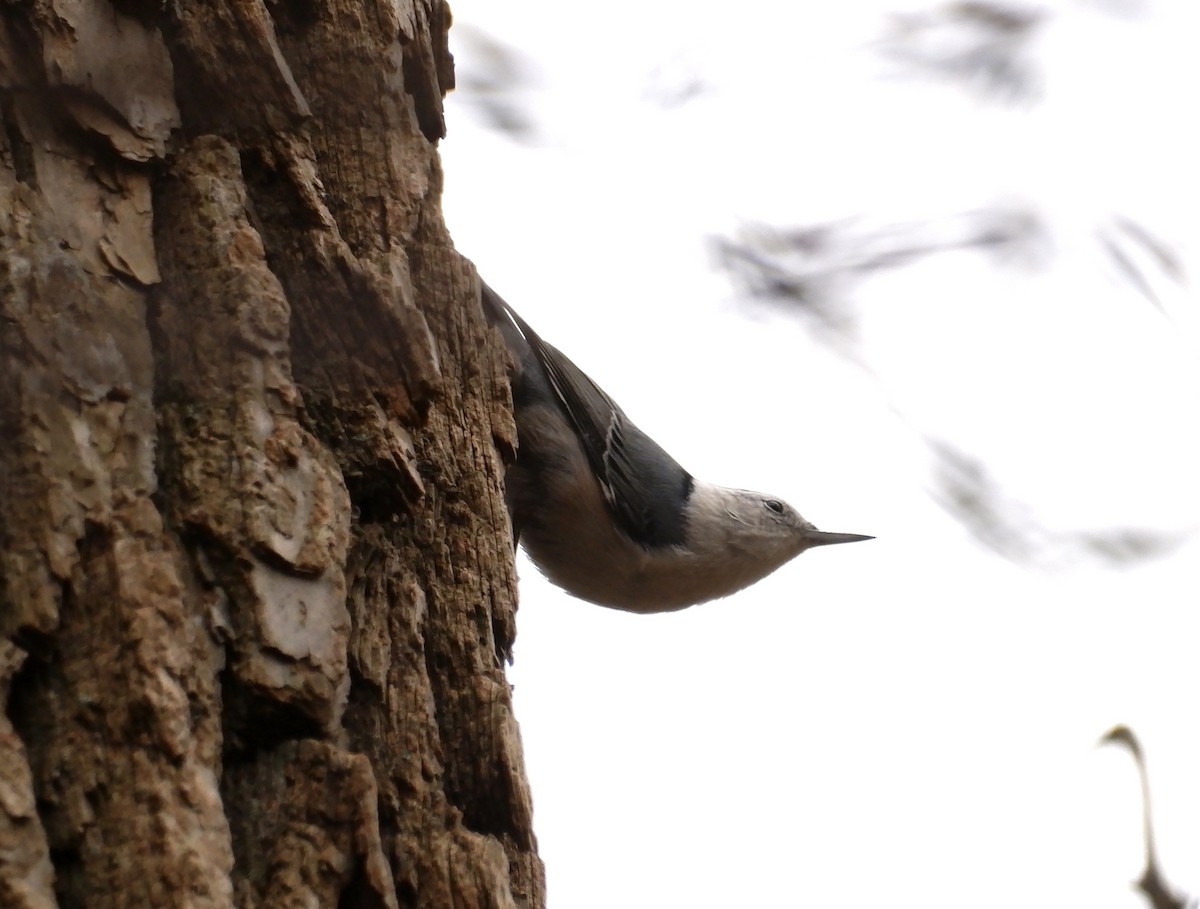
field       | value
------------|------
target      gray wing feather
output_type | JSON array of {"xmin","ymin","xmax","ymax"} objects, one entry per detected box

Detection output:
[{"xmin": 482, "ymin": 282, "xmax": 694, "ymax": 548}]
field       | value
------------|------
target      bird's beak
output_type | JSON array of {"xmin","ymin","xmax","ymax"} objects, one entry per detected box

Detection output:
[{"xmin": 802, "ymin": 530, "xmax": 874, "ymax": 548}]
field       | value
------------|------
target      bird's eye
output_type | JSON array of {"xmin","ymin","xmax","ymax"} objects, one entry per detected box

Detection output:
[{"xmin": 764, "ymin": 499, "xmax": 785, "ymax": 515}]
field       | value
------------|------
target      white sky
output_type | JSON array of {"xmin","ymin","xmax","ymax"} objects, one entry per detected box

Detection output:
[{"xmin": 440, "ymin": 2, "xmax": 1200, "ymax": 906}]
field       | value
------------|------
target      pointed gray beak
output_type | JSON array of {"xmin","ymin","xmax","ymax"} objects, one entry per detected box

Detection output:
[{"xmin": 802, "ymin": 530, "xmax": 874, "ymax": 548}]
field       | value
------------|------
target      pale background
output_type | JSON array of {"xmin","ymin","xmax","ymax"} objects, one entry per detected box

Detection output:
[{"xmin": 440, "ymin": 2, "xmax": 1200, "ymax": 906}]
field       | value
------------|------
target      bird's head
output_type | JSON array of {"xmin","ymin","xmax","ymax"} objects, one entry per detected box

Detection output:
[{"xmin": 687, "ymin": 483, "xmax": 873, "ymax": 569}]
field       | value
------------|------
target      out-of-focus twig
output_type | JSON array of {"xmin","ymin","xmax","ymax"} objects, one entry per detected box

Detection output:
[
  {"xmin": 711, "ymin": 206, "xmax": 1050, "ymax": 355},
  {"xmin": 878, "ymin": 1, "xmax": 1047, "ymax": 102},
  {"xmin": 452, "ymin": 26, "xmax": 539, "ymax": 141},
  {"xmin": 928, "ymin": 439, "xmax": 1183, "ymax": 568},
  {"xmin": 1097, "ymin": 217, "xmax": 1188, "ymax": 313},
  {"xmin": 1100, "ymin": 726, "xmax": 1196, "ymax": 909}
]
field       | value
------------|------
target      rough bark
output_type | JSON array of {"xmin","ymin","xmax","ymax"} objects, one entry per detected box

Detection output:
[{"xmin": 0, "ymin": 2, "xmax": 540, "ymax": 908}]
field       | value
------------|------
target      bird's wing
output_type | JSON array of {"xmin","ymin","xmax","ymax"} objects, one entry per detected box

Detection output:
[{"xmin": 482, "ymin": 282, "xmax": 693, "ymax": 548}]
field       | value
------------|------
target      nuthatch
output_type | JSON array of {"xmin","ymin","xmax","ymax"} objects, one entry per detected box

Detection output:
[{"xmin": 483, "ymin": 281, "xmax": 871, "ymax": 613}]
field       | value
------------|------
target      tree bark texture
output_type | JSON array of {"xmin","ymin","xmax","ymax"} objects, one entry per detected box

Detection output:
[{"xmin": 0, "ymin": 2, "xmax": 541, "ymax": 908}]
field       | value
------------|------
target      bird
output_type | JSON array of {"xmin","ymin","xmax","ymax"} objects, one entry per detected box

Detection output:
[{"xmin": 481, "ymin": 280, "xmax": 872, "ymax": 613}]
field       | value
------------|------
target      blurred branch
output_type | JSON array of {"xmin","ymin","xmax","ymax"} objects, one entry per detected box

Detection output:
[
  {"xmin": 715, "ymin": 206, "xmax": 1049, "ymax": 292},
  {"xmin": 452, "ymin": 26, "xmax": 539, "ymax": 141},
  {"xmin": 715, "ymin": 209, "xmax": 1186, "ymax": 326},
  {"xmin": 1100, "ymin": 727, "xmax": 1197, "ymax": 909},
  {"xmin": 1097, "ymin": 216, "xmax": 1188, "ymax": 312},
  {"xmin": 928, "ymin": 438, "xmax": 1184, "ymax": 568},
  {"xmin": 710, "ymin": 221, "xmax": 864, "ymax": 353},
  {"xmin": 928, "ymin": 437, "xmax": 1043, "ymax": 563},
  {"xmin": 879, "ymin": 1, "xmax": 1047, "ymax": 102},
  {"xmin": 711, "ymin": 205, "xmax": 1048, "ymax": 348}
]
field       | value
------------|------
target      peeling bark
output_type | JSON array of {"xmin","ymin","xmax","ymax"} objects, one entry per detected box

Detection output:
[{"xmin": 1, "ymin": 2, "xmax": 540, "ymax": 907}]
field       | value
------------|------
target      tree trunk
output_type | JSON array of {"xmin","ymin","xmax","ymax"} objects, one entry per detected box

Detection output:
[{"xmin": 0, "ymin": 2, "xmax": 542, "ymax": 908}]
